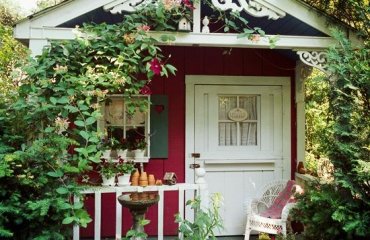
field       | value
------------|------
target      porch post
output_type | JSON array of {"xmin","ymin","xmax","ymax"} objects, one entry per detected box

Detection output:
[
  {"xmin": 29, "ymin": 39, "xmax": 49, "ymax": 57},
  {"xmin": 295, "ymin": 61, "xmax": 313, "ymax": 171}
]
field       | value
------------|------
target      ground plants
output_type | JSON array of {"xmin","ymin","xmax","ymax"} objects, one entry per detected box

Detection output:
[{"xmin": 175, "ymin": 193, "xmax": 223, "ymax": 240}]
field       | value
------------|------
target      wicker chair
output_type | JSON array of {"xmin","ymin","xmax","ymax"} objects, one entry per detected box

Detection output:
[{"xmin": 244, "ymin": 180, "xmax": 298, "ymax": 240}]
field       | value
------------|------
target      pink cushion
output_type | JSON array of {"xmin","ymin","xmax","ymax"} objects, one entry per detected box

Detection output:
[{"xmin": 260, "ymin": 180, "xmax": 296, "ymax": 219}]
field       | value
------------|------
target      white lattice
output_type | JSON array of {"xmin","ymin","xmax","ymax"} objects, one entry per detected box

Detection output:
[
  {"xmin": 211, "ymin": 0, "xmax": 286, "ymax": 20},
  {"xmin": 244, "ymin": 180, "xmax": 296, "ymax": 240},
  {"xmin": 297, "ymin": 51, "xmax": 329, "ymax": 74},
  {"xmin": 103, "ymin": 0, "xmax": 150, "ymax": 14}
]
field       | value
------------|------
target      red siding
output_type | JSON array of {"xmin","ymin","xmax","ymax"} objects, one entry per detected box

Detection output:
[{"xmin": 81, "ymin": 46, "xmax": 297, "ymax": 238}]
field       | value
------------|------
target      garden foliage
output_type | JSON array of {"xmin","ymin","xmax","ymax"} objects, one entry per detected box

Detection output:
[
  {"xmin": 0, "ymin": 3, "xmax": 177, "ymax": 238},
  {"xmin": 175, "ymin": 193, "xmax": 223, "ymax": 240},
  {"xmin": 293, "ymin": 29, "xmax": 370, "ymax": 239}
]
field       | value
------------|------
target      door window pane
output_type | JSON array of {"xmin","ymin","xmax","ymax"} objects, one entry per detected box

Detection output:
[{"xmin": 218, "ymin": 95, "xmax": 258, "ymax": 146}]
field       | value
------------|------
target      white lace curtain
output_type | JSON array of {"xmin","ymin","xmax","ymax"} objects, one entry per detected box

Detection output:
[{"xmin": 219, "ymin": 96, "xmax": 257, "ymax": 146}]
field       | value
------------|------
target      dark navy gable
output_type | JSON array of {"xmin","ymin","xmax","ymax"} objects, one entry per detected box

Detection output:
[
  {"xmin": 58, "ymin": 7, "xmax": 124, "ymax": 27},
  {"xmin": 57, "ymin": 5, "xmax": 328, "ymax": 37}
]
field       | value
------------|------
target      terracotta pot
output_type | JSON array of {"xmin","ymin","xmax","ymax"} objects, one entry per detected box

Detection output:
[
  {"xmin": 297, "ymin": 161, "xmax": 306, "ymax": 174},
  {"xmin": 132, "ymin": 169, "xmax": 140, "ymax": 178},
  {"xmin": 148, "ymin": 174, "xmax": 155, "ymax": 185},
  {"xmin": 131, "ymin": 176, "xmax": 139, "ymax": 186},
  {"xmin": 139, "ymin": 180, "xmax": 148, "ymax": 187},
  {"xmin": 140, "ymin": 172, "xmax": 148, "ymax": 181},
  {"xmin": 155, "ymin": 180, "xmax": 163, "ymax": 186}
]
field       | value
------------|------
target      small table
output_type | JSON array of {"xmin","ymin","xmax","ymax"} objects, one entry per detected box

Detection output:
[{"xmin": 118, "ymin": 193, "xmax": 159, "ymax": 240}]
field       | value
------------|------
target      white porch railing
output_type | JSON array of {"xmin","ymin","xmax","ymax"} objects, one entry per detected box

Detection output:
[{"xmin": 73, "ymin": 181, "xmax": 208, "ymax": 240}]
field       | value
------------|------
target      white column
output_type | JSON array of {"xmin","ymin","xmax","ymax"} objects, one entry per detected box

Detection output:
[
  {"xmin": 73, "ymin": 195, "xmax": 80, "ymax": 240},
  {"xmin": 29, "ymin": 39, "xmax": 49, "ymax": 57},
  {"xmin": 295, "ymin": 61, "xmax": 312, "ymax": 167},
  {"xmin": 95, "ymin": 191, "xmax": 102, "ymax": 240},
  {"xmin": 193, "ymin": 2, "xmax": 201, "ymax": 33}
]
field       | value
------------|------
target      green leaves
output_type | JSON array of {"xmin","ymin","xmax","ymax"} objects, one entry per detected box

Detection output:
[
  {"xmin": 47, "ymin": 170, "xmax": 63, "ymax": 178},
  {"xmin": 176, "ymin": 194, "xmax": 223, "ymax": 240}
]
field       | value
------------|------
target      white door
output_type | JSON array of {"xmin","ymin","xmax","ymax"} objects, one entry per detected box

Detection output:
[{"xmin": 185, "ymin": 76, "xmax": 291, "ymax": 236}]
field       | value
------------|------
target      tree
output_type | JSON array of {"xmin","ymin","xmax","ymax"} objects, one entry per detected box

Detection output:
[
  {"xmin": 0, "ymin": 1, "xmax": 28, "ymax": 105},
  {"xmin": 300, "ymin": 0, "xmax": 370, "ymax": 39},
  {"xmin": 35, "ymin": 0, "xmax": 64, "ymax": 12}
]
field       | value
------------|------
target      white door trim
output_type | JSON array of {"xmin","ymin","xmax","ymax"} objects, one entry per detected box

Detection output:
[{"xmin": 185, "ymin": 75, "xmax": 291, "ymax": 186}]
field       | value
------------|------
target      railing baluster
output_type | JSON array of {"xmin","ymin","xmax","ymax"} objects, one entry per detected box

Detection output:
[
  {"xmin": 116, "ymin": 191, "xmax": 122, "ymax": 239},
  {"xmin": 157, "ymin": 189, "xmax": 164, "ymax": 240},
  {"xmin": 73, "ymin": 195, "xmax": 80, "ymax": 240},
  {"xmin": 75, "ymin": 183, "xmax": 207, "ymax": 239},
  {"xmin": 95, "ymin": 191, "xmax": 101, "ymax": 240},
  {"xmin": 178, "ymin": 186, "xmax": 185, "ymax": 240}
]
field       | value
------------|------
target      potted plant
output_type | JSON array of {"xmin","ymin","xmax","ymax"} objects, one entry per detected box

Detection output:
[
  {"xmin": 116, "ymin": 159, "xmax": 135, "ymax": 186},
  {"xmin": 117, "ymin": 138, "xmax": 129, "ymax": 158},
  {"xmin": 100, "ymin": 137, "xmax": 120, "ymax": 159},
  {"xmin": 133, "ymin": 138, "xmax": 147, "ymax": 158},
  {"xmin": 126, "ymin": 127, "xmax": 147, "ymax": 159},
  {"xmin": 99, "ymin": 159, "xmax": 117, "ymax": 186}
]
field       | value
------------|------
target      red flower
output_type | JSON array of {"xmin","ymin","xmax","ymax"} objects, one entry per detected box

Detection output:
[
  {"xmin": 139, "ymin": 85, "xmax": 152, "ymax": 95},
  {"xmin": 137, "ymin": 25, "xmax": 151, "ymax": 32},
  {"xmin": 182, "ymin": 0, "xmax": 195, "ymax": 10},
  {"xmin": 150, "ymin": 58, "xmax": 162, "ymax": 75}
]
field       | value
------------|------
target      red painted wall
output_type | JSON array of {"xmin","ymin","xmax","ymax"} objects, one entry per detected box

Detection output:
[{"xmin": 81, "ymin": 46, "xmax": 297, "ymax": 238}]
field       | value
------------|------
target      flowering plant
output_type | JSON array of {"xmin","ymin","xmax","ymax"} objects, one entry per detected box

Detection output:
[
  {"xmin": 99, "ymin": 159, "xmax": 117, "ymax": 179},
  {"xmin": 119, "ymin": 138, "xmax": 129, "ymax": 150},
  {"xmin": 116, "ymin": 159, "xmax": 135, "ymax": 175},
  {"xmin": 134, "ymin": 138, "xmax": 147, "ymax": 150},
  {"xmin": 100, "ymin": 137, "xmax": 120, "ymax": 150}
]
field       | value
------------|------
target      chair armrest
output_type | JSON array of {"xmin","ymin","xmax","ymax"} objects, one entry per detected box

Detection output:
[{"xmin": 281, "ymin": 202, "xmax": 296, "ymax": 221}]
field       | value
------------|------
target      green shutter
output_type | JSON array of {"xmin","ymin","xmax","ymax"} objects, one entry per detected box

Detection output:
[{"xmin": 150, "ymin": 95, "xmax": 168, "ymax": 158}]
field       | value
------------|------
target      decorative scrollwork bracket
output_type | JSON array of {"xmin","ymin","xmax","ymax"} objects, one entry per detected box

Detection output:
[
  {"xmin": 296, "ymin": 51, "xmax": 329, "ymax": 74},
  {"xmin": 211, "ymin": 0, "xmax": 286, "ymax": 20},
  {"xmin": 103, "ymin": 0, "xmax": 149, "ymax": 14}
]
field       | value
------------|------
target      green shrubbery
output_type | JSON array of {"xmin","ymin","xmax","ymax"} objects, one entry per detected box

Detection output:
[{"xmin": 293, "ymin": 29, "xmax": 370, "ymax": 239}]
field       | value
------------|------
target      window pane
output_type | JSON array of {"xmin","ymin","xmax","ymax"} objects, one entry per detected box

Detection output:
[
  {"xmin": 240, "ymin": 123, "xmax": 257, "ymax": 146},
  {"xmin": 239, "ymin": 96, "xmax": 257, "ymax": 120},
  {"xmin": 219, "ymin": 122, "xmax": 237, "ymax": 146}
]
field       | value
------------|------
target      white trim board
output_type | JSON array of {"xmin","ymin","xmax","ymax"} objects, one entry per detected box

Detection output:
[
  {"xmin": 14, "ymin": 0, "xmax": 361, "ymax": 46},
  {"xmin": 24, "ymin": 27, "xmax": 338, "ymax": 56}
]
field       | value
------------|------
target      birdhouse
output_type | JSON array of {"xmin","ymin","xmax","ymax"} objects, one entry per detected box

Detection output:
[
  {"xmin": 178, "ymin": 17, "xmax": 191, "ymax": 32},
  {"xmin": 163, "ymin": 172, "xmax": 177, "ymax": 185}
]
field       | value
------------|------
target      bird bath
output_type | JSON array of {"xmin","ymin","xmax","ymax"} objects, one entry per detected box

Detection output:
[{"xmin": 118, "ymin": 192, "xmax": 159, "ymax": 240}]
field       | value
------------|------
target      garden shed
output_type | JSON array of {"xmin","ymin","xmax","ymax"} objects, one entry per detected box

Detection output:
[{"xmin": 13, "ymin": 0, "xmax": 362, "ymax": 238}]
